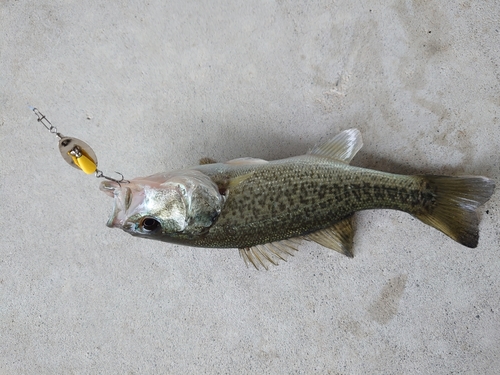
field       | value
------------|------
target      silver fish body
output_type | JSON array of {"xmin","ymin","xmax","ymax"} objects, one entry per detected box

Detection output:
[{"xmin": 101, "ymin": 129, "xmax": 495, "ymax": 268}]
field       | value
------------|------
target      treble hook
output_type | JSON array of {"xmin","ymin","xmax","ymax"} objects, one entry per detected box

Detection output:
[{"xmin": 95, "ymin": 170, "xmax": 130, "ymax": 186}]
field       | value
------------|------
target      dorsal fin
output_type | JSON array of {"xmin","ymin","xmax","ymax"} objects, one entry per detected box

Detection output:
[
  {"xmin": 305, "ymin": 216, "xmax": 355, "ymax": 257},
  {"xmin": 199, "ymin": 157, "xmax": 217, "ymax": 165},
  {"xmin": 239, "ymin": 237, "xmax": 302, "ymax": 270},
  {"xmin": 225, "ymin": 157, "xmax": 269, "ymax": 166},
  {"xmin": 307, "ymin": 129, "xmax": 363, "ymax": 164}
]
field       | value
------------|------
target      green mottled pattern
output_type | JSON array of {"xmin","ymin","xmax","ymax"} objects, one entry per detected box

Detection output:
[{"xmin": 189, "ymin": 156, "xmax": 425, "ymax": 248}]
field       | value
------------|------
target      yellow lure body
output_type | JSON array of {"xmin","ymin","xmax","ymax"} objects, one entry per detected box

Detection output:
[{"xmin": 69, "ymin": 151, "xmax": 97, "ymax": 174}]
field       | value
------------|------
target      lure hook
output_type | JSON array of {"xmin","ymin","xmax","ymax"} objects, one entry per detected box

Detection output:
[{"xmin": 95, "ymin": 170, "xmax": 130, "ymax": 186}]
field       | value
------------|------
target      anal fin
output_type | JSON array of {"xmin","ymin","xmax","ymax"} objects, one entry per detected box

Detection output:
[
  {"xmin": 305, "ymin": 215, "xmax": 355, "ymax": 257},
  {"xmin": 239, "ymin": 237, "xmax": 302, "ymax": 270}
]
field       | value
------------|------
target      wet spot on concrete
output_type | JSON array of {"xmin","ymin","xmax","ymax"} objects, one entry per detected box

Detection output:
[{"xmin": 368, "ymin": 274, "xmax": 408, "ymax": 324}]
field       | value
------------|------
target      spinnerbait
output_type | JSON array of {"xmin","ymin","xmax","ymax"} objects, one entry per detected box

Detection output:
[{"xmin": 31, "ymin": 107, "xmax": 128, "ymax": 185}]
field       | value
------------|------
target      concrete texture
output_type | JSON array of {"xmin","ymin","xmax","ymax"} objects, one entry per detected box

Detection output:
[{"xmin": 1, "ymin": 1, "xmax": 499, "ymax": 373}]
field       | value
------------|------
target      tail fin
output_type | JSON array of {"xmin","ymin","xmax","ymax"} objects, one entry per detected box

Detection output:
[{"xmin": 415, "ymin": 176, "xmax": 495, "ymax": 248}]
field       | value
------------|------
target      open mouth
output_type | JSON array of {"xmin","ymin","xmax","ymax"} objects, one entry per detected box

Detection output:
[
  {"xmin": 100, "ymin": 181, "xmax": 132, "ymax": 228},
  {"xmin": 106, "ymin": 189, "xmax": 121, "ymax": 228}
]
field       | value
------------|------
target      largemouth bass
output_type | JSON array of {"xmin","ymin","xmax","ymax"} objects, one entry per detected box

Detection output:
[{"xmin": 101, "ymin": 129, "xmax": 495, "ymax": 269}]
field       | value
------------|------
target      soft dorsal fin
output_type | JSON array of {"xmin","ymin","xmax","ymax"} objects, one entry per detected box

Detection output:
[
  {"xmin": 307, "ymin": 128, "xmax": 363, "ymax": 164},
  {"xmin": 225, "ymin": 157, "xmax": 269, "ymax": 166},
  {"xmin": 239, "ymin": 237, "xmax": 302, "ymax": 270},
  {"xmin": 305, "ymin": 215, "xmax": 355, "ymax": 257}
]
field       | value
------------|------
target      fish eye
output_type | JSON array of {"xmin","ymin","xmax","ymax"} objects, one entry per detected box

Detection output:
[{"xmin": 141, "ymin": 217, "xmax": 161, "ymax": 232}]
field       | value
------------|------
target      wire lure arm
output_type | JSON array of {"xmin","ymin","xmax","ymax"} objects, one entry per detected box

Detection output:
[{"xmin": 31, "ymin": 107, "xmax": 129, "ymax": 185}]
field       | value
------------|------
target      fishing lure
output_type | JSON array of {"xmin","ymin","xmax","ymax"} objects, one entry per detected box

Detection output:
[{"xmin": 31, "ymin": 107, "xmax": 128, "ymax": 185}]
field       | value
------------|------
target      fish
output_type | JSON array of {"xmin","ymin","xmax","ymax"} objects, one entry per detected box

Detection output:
[{"xmin": 100, "ymin": 129, "xmax": 495, "ymax": 269}]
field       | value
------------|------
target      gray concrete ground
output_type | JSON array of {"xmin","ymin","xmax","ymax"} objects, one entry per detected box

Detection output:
[{"xmin": 1, "ymin": 1, "xmax": 499, "ymax": 374}]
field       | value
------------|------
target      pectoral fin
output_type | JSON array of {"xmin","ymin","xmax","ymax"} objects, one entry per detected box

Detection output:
[
  {"xmin": 227, "ymin": 171, "xmax": 255, "ymax": 189},
  {"xmin": 305, "ymin": 216, "xmax": 355, "ymax": 257},
  {"xmin": 307, "ymin": 128, "xmax": 363, "ymax": 164},
  {"xmin": 239, "ymin": 238, "xmax": 302, "ymax": 270},
  {"xmin": 212, "ymin": 171, "xmax": 255, "ymax": 197}
]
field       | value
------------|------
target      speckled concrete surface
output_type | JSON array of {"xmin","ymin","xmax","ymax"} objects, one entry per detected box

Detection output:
[{"xmin": 1, "ymin": 1, "xmax": 499, "ymax": 374}]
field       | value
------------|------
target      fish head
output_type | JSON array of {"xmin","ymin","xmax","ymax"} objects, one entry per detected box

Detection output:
[{"xmin": 100, "ymin": 170, "xmax": 224, "ymax": 241}]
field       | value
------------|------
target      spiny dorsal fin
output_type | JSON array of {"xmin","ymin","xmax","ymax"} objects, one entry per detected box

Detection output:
[
  {"xmin": 225, "ymin": 157, "xmax": 269, "ymax": 166},
  {"xmin": 305, "ymin": 215, "xmax": 355, "ymax": 257},
  {"xmin": 239, "ymin": 237, "xmax": 302, "ymax": 270},
  {"xmin": 199, "ymin": 157, "xmax": 217, "ymax": 165},
  {"xmin": 307, "ymin": 129, "xmax": 363, "ymax": 164}
]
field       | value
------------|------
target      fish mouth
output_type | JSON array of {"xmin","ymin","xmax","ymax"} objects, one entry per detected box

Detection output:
[
  {"xmin": 106, "ymin": 197, "xmax": 119, "ymax": 228},
  {"xmin": 100, "ymin": 181, "xmax": 131, "ymax": 228}
]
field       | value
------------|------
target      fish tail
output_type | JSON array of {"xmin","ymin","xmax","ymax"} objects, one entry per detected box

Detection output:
[{"xmin": 414, "ymin": 175, "xmax": 495, "ymax": 248}]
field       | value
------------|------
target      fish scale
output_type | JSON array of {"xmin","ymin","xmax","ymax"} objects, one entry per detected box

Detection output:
[{"xmin": 192, "ymin": 160, "xmax": 423, "ymax": 248}]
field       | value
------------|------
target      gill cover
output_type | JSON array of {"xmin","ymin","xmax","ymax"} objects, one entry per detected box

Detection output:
[{"xmin": 100, "ymin": 170, "xmax": 224, "ymax": 239}]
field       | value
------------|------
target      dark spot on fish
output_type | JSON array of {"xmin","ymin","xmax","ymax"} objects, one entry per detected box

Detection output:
[
  {"xmin": 350, "ymin": 184, "xmax": 363, "ymax": 200},
  {"xmin": 278, "ymin": 202, "xmax": 287, "ymax": 212},
  {"xmin": 372, "ymin": 185, "xmax": 385, "ymax": 201}
]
